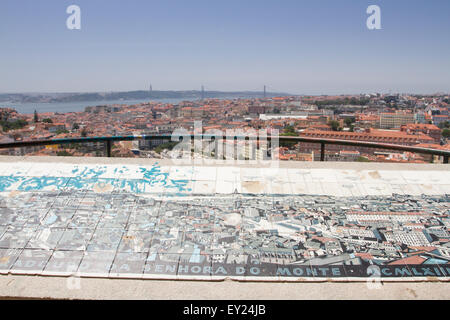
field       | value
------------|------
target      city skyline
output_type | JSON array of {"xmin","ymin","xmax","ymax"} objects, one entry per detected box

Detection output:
[{"xmin": 1, "ymin": 0, "xmax": 450, "ymax": 94}]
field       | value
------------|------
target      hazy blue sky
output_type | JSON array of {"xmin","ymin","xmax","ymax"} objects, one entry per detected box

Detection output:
[{"xmin": 1, "ymin": 0, "xmax": 449, "ymax": 94}]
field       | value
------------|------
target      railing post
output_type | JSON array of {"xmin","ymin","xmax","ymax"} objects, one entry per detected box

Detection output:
[
  {"xmin": 106, "ymin": 140, "xmax": 112, "ymax": 157},
  {"xmin": 320, "ymin": 142, "xmax": 325, "ymax": 162},
  {"xmin": 444, "ymin": 155, "xmax": 449, "ymax": 164}
]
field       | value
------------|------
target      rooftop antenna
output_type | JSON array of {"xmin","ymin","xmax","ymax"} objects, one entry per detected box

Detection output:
[
  {"xmin": 264, "ymin": 85, "xmax": 266, "ymax": 98},
  {"xmin": 201, "ymin": 85, "xmax": 205, "ymax": 100}
]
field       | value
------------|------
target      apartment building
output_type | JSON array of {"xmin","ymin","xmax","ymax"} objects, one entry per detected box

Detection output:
[{"xmin": 380, "ymin": 111, "xmax": 415, "ymax": 129}]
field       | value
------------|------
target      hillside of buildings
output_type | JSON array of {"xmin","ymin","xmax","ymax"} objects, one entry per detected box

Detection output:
[{"xmin": 0, "ymin": 94, "xmax": 449, "ymax": 162}]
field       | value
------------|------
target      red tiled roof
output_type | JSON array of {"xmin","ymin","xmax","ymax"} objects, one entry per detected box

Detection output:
[
  {"xmin": 301, "ymin": 129, "xmax": 434, "ymax": 143},
  {"xmin": 388, "ymin": 255, "xmax": 427, "ymax": 265}
]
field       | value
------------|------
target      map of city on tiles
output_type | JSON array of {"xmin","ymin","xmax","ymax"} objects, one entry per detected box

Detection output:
[{"xmin": 0, "ymin": 161, "xmax": 449, "ymax": 281}]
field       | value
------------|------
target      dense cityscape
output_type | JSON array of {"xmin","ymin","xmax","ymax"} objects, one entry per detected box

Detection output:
[{"xmin": 1, "ymin": 93, "xmax": 449, "ymax": 162}]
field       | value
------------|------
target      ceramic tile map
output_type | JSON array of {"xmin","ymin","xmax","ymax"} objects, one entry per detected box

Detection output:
[{"xmin": 0, "ymin": 161, "xmax": 449, "ymax": 281}]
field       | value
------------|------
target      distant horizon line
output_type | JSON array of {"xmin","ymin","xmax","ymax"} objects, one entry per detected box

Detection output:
[{"xmin": 1, "ymin": 89, "xmax": 449, "ymax": 96}]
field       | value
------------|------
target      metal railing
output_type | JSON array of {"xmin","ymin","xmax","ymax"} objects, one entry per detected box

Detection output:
[{"xmin": 0, "ymin": 134, "xmax": 448, "ymax": 163}]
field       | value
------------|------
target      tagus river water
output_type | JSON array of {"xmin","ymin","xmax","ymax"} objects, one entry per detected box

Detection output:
[{"xmin": 0, "ymin": 98, "xmax": 186, "ymax": 114}]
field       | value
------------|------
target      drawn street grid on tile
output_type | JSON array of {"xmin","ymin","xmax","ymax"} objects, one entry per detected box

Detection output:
[{"xmin": 0, "ymin": 161, "xmax": 449, "ymax": 281}]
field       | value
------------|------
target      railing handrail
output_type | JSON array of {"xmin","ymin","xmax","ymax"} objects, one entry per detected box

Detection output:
[{"xmin": 0, "ymin": 134, "xmax": 448, "ymax": 162}]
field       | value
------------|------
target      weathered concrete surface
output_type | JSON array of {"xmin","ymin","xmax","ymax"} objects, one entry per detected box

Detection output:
[
  {"xmin": 1, "ymin": 155, "xmax": 449, "ymax": 170},
  {"xmin": 0, "ymin": 274, "xmax": 448, "ymax": 300}
]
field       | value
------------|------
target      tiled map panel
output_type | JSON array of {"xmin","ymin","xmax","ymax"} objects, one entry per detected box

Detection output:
[{"xmin": 0, "ymin": 161, "xmax": 449, "ymax": 281}]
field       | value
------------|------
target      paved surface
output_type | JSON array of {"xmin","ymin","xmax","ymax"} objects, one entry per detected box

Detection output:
[
  {"xmin": 0, "ymin": 156, "xmax": 449, "ymax": 298},
  {"xmin": 0, "ymin": 274, "xmax": 449, "ymax": 300}
]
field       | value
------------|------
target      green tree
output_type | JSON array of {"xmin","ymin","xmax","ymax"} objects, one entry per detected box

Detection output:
[
  {"xmin": 329, "ymin": 120, "xmax": 341, "ymax": 131},
  {"xmin": 0, "ymin": 119, "xmax": 28, "ymax": 132},
  {"xmin": 81, "ymin": 128, "xmax": 88, "ymax": 137},
  {"xmin": 442, "ymin": 128, "xmax": 450, "ymax": 138},
  {"xmin": 154, "ymin": 141, "xmax": 179, "ymax": 154},
  {"xmin": 55, "ymin": 128, "xmax": 70, "ymax": 135},
  {"xmin": 310, "ymin": 98, "xmax": 369, "ymax": 107},
  {"xmin": 42, "ymin": 118, "xmax": 53, "ymax": 123},
  {"xmin": 33, "ymin": 110, "xmax": 39, "ymax": 123},
  {"xmin": 284, "ymin": 125, "xmax": 295, "ymax": 133},
  {"xmin": 344, "ymin": 118, "xmax": 354, "ymax": 127},
  {"xmin": 281, "ymin": 125, "xmax": 298, "ymax": 136},
  {"xmin": 356, "ymin": 156, "xmax": 370, "ymax": 162},
  {"xmin": 438, "ymin": 121, "xmax": 450, "ymax": 129},
  {"xmin": 72, "ymin": 123, "xmax": 80, "ymax": 130}
]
